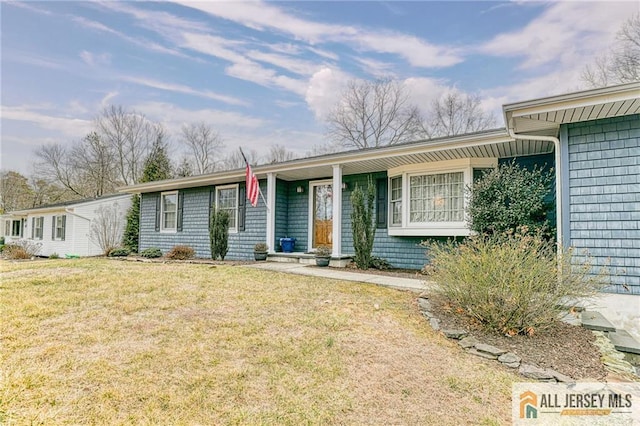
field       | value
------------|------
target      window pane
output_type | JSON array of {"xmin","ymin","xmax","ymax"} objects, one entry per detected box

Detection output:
[
  {"xmin": 164, "ymin": 211, "xmax": 176, "ymax": 229},
  {"xmin": 409, "ymin": 172, "xmax": 464, "ymax": 223},
  {"xmin": 217, "ymin": 187, "xmax": 238, "ymax": 230},
  {"xmin": 163, "ymin": 194, "xmax": 177, "ymax": 213}
]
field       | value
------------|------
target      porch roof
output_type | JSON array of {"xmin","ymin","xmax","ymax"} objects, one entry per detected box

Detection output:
[
  {"xmin": 120, "ymin": 129, "xmax": 554, "ymax": 194},
  {"xmin": 504, "ymin": 82, "xmax": 640, "ymax": 136}
]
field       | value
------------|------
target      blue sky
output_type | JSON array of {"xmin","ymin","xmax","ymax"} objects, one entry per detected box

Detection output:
[{"xmin": 1, "ymin": 1, "xmax": 637, "ymax": 175}]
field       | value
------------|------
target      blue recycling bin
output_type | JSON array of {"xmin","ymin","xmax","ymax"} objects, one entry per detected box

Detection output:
[{"xmin": 280, "ymin": 237, "xmax": 296, "ymax": 253}]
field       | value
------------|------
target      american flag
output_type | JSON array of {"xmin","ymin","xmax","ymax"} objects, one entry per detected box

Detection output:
[{"xmin": 241, "ymin": 149, "xmax": 259, "ymax": 207}]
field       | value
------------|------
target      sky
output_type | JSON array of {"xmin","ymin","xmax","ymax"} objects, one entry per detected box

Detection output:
[{"xmin": 1, "ymin": 0, "xmax": 638, "ymax": 176}]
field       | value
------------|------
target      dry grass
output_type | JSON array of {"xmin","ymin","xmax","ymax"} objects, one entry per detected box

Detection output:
[{"xmin": 1, "ymin": 259, "xmax": 517, "ymax": 425}]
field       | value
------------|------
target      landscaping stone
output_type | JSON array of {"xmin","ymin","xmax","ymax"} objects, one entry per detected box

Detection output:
[
  {"xmin": 468, "ymin": 348, "xmax": 498, "ymax": 360},
  {"xmin": 417, "ymin": 298, "xmax": 432, "ymax": 312},
  {"xmin": 549, "ymin": 370, "xmax": 575, "ymax": 384},
  {"xmin": 429, "ymin": 317, "xmax": 440, "ymax": 331},
  {"xmin": 442, "ymin": 329, "xmax": 468, "ymax": 339},
  {"xmin": 458, "ymin": 336, "xmax": 479, "ymax": 349},
  {"xmin": 475, "ymin": 343, "xmax": 507, "ymax": 357},
  {"xmin": 592, "ymin": 331, "xmax": 638, "ymax": 376},
  {"xmin": 504, "ymin": 362, "xmax": 520, "ymax": 369},
  {"xmin": 519, "ymin": 364, "xmax": 556, "ymax": 381},
  {"xmin": 607, "ymin": 330, "xmax": 640, "ymax": 355},
  {"xmin": 422, "ymin": 311, "xmax": 434, "ymax": 319},
  {"xmin": 498, "ymin": 352, "xmax": 521, "ymax": 365}
]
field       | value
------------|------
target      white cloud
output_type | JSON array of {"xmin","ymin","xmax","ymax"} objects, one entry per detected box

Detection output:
[
  {"xmin": 1, "ymin": 105, "xmax": 93, "ymax": 137},
  {"xmin": 304, "ymin": 67, "xmax": 351, "ymax": 120},
  {"xmin": 100, "ymin": 91, "xmax": 119, "ymax": 108},
  {"xmin": 7, "ymin": 53, "xmax": 63, "ymax": 70},
  {"xmin": 120, "ymin": 76, "xmax": 250, "ymax": 106},
  {"xmin": 478, "ymin": 2, "xmax": 636, "ymax": 70},
  {"xmin": 176, "ymin": 1, "xmax": 463, "ymax": 69},
  {"xmin": 403, "ymin": 77, "xmax": 449, "ymax": 111},
  {"xmin": 79, "ymin": 50, "xmax": 111, "ymax": 67},
  {"xmin": 353, "ymin": 56, "xmax": 397, "ymax": 79},
  {"xmin": 246, "ymin": 50, "xmax": 321, "ymax": 76}
]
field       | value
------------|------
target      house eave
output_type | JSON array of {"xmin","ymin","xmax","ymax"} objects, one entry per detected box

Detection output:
[{"xmin": 120, "ymin": 129, "xmax": 556, "ymax": 194}]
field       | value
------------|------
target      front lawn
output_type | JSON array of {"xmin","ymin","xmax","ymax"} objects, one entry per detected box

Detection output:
[{"xmin": 1, "ymin": 259, "xmax": 515, "ymax": 424}]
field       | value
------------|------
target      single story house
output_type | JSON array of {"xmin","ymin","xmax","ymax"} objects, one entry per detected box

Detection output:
[
  {"xmin": 2, "ymin": 194, "xmax": 132, "ymax": 257},
  {"xmin": 121, "ymin": 83, "xmax": 639, "ymax": 329}
]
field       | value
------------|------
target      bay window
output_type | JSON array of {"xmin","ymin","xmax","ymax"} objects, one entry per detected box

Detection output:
[{"xmin": 388, "ymin": 158, "xmax": 497, "ymax": 236}]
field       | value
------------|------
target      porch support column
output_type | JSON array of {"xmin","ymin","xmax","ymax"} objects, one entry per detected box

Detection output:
[
  {"xmin": 332, "ymin": 165, "xmax": 343, "ymax": 257},
  {"xmin": 266, "ymin": 172, "xmax": 277, "ymax": 254}
]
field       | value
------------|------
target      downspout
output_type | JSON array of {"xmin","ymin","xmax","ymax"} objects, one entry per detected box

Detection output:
[{"xmin": 507, "ymin": 129, "xmax": 562, "ymax": 250}]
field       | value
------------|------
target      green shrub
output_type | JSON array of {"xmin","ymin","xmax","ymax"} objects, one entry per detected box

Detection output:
[
  {"xmin": 166, "ymin": 245, "xmax": 195, "ymax": 260},
  {"xmin": 424, "ymin": 230, "xmax": 605, "ymax": 335},
  {"xmin": 49, "ymin": 252, "xmax": 60, "ymax": 259},
  {"xmin": 370, "ymin": 256, "xmax": 392, "ymax": 270},
  {"xmin": 468, "ymin": 161, "xmax": 554, "ymax": 237},
  {"xmin": 2, "ymin": 244, "xmax": 30, "ymax": 260},
  {"xmin": 108, "ymin": 248, "xmax": 131, "ymax": 257},
  {"xmin": 209, "ymin": 207, "xmax": 229, "ymax": 261},
  {"xmin": 350, "ymin": 178, "xmax": 375, "ymax": 270},
  {"xmin": 140, "ymin": 247, "xmax": 163, "ymax": 258}
]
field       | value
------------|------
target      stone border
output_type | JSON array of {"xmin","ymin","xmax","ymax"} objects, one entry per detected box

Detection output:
[{"xmin": 418, "ymin": 295, "xmax": 575, "ymax": 383}]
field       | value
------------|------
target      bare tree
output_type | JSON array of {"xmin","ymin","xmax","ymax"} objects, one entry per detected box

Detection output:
[
  {"xmin": 0, "ymin": 170, "xmax": 33, "ymax": 213},
  {"xmin": 96, "ymin": 105, "xmax": 155, "ymax": 185},
  {"xmin": 583, "ymin": 13, "xmax": 640, "ymax": 88},
  {"xmin": 305, "ymin": 142, "xmax": 345, "ymax": 157},
  {"xmin": 426, "ymin": 91, "xmax": 496, "ymax": 138},
  {"xmin": 180, "ymin": 122, "xmax": 224, "ymax": 174},
  {"xmin": 89, "ymin": 202, "xmax": 124, "ymax": 255},
  {"xmin": 69, "ymin": 132, "xmax": 117, "ymax": 197},
  {"xmin": 266, "ymin": 144, "xmax": 297, "ymax": 163},
  {"xmin": 221, "ymin": 149, "xmax": 260, "ymax": 171},
  {"xmin": 35, "ymin": 143, "xmax": 86, "ymax": 197},
  {"xmin": 175, "ymin": 156, "xmax": 193, "ymax": 178},
  {"xmin": 326, "ymin": 78, "xmax": 425, "ymax": 149}
]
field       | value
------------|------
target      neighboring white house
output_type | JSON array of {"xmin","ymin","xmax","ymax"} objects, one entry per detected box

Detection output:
[{"xmin": 2, "ymin": 194, "xmax": 132, "ymax": 257}]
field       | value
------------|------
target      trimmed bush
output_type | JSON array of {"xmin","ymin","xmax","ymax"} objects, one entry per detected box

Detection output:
[
  {"xmin": 108, "ymin": 248, "xmax": 131, "ymax": 257},
  {"xmin": 140, "ymin": 247, "xmax": 163, "ymax": 258},
  {"xmin": 370, "ymin": 256, "xmax": 392, "ymax": 270},
  {"xmin": 350, "ymin": 178, "xmax": 375, "ymax": 270},
  {"xmin": 49, "ymin": 252, "xmax": 60, "ymax": 259},
  {"xmin": 166, "ymin": 245, "xmax": 195, "ymax": 260},
  {"xmin": 209, "ymin": 207, "xmax": 229, "ymax": 261},
  {"xmin": 424, "ymin": 230, "xmax": 605, "ymax": 335},
  {"xmin": 468, "ymin": 161, "xmax": 554, "ymax": 237}
]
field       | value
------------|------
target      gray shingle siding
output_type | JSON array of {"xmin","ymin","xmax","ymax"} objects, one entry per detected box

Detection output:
[{"xmin": 566, "ymin": 114, "xmax": 640, "ymax": 295}]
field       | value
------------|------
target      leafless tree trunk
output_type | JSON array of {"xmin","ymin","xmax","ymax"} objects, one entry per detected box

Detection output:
[
  {"xmin": 35, "ymin": 143, "xmax": 87, "ymax": 197},
  {"xmin": 89, "ymin": 202, "xmax": 124, "ymax": 255},
  {"xmin": 582, "ymin": 13, "xmax": 640, "ymax": 88},
  {"xmin": 266, "ymin": 144, "xmax": 297, "ymax": 163},
  {"xmin": 426, "ymin": 91, "xmax": 496, "ymax": 138},
  {"xmin": 96, "ymin": 105, "xmax": 154, "ymax": 185},
  {"xmin": 180, "ymin": 122, "xmax": 224, "ymax": 174},
  {"xmin": 326, "ymin": 78, "xmax": 425, "ymax": 149},
  {"xmin": 221, "ymin": 149, "xmax": 260, "ymax": 171},
  {"xmin": 70, "ymin": 132, "xmax": 117, "ymax": 197}
]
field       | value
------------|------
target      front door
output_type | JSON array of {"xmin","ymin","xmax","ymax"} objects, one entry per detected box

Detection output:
[{"xmin": 310, "ymin": 181, "xmax": 333, "ymax": 249}]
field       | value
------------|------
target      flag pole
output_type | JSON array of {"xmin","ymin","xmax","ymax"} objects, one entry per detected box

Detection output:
[{"xmin": 239, "ymin": 147, "xmax": 269, "ymax": 210}]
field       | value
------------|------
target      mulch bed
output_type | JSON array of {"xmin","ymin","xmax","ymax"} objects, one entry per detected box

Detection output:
[{"xmin": 424, "ymin": 293, "xmax": 607, "ymax": 381}]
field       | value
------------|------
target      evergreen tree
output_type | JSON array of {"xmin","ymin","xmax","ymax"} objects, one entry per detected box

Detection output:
[{"xmin": 123, "ymin": 135, "xmax": 173, "ymax": 252}]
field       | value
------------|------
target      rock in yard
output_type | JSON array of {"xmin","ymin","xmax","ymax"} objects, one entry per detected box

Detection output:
[
  {"xmin": 442, "ymin": 329, "xmax": 468, "ymax": 340},
  {"xmin": 458, "ymin": 336, "xmax": 479, "ymax": 349},
  {"xmin": 518, "ymin": 364, "xmax": 556, "ymax": 381},
  {"xmin": 549, "ymin": 370, "xmax": 575, "ymax": 384},
  {"xmin": 468, "ymin": 348, "xmax": 498, "ymax": 360},
  {"xmin": 429, "ymin": 317, "xmax": 440, "ymax": 331},
  {"xmin": 417, "ymin": 298, "xmax": 432, "ymax": 312},
  {"xmin": 475, "ymin": 343, "xmax": 507, "ymax": 357},
  {"xmin": 498, "ymin": 352, "xmax": 521, "ymax": 365},
  {"xmin": 504, "ymin": 362, "xmax": 520, "ymax": 369},
  {"xmin": 422, "ymin": 310, "xmax": 434, "ymax": 319}
]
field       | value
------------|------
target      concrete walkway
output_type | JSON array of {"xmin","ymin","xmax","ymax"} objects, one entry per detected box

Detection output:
[{"xmin": 245, "ymin": 262, "xmax": 431, "ymax": 292}]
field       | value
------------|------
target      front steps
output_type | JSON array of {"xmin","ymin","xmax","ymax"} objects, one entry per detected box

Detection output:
[
  {"xmin": 580, "ymin": 310, "xmax": 640, "ymax": 370},
  {"xmin": 267, "ymin": 252, "xmax": 352, "ymax": 268}
]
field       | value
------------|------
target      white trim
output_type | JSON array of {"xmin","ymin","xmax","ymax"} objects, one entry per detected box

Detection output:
[
  {"xmin": 53, "ymin": 215, "xmax": 65, "ymax": 240},
  {"xmin": 307, "ymin": 179, "xmax": 333, "ymax": 251},
  {"xmin": 387, "ymin": 158, "xmax": 498, "ymax": 236},
  {"xmin": 216, "ymin": 184, "xmax": 239, "ymax": 234},
  {"xmin": 266, "ymin": 173, "xmax": 276, "ymax": 253},
  {"xmin": 332, "ymin": 165, "xmax": 342, "ymax": 257},
  {"xmin": 160, "ymin": 190, "xmax": 178, "ymax": 233}
]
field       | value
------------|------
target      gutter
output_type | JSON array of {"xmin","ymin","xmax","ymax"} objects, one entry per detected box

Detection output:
[{"xmin": 507, "ymin": 128, "xmax": 562, "ymax": 249}]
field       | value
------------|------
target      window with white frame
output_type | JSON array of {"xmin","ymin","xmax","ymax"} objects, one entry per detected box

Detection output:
[
  {"xmin": 161, "ymin": 191, "xmax": 178, "ymax": 232},
  {"xmin": 33, "ymin": 217, "xmax": 44, "ymax": 240},
  {"xmin": 387, "ymin": 158, "xmax": 497, "ymax": 236},
  {"xmin": 10, "ymin": 220, "xmax": 22, "ymax": 237},
  {"xmin": 216, "ymin": 184, "xmax": 238, "ymax": 231},
  {"xmin": 390, "ymin": 176, "xmax": 402, "ymax": 227},
  {"xmin": 53, "ymin": 215, "xmax": 66, "ymax": 240}
]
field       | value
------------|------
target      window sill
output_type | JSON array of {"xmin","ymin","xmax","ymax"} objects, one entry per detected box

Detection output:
[{"xmin": 388, "ymin": 226, "xmax": 470, "ymax": 237}]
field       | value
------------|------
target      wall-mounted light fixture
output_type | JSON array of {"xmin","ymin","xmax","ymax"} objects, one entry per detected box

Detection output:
[
  {"xmin": 296, "ymin": 186, "xmax": 304, "ymax": 193},
  {"xmin": 342, "ymin": 182, "xmax": 348, "ymax": 190}
]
